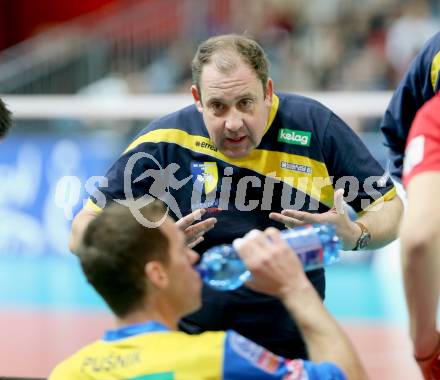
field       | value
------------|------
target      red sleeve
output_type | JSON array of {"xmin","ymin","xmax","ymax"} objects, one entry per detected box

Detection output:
[{"xmin": 403, "ymin": 95, "xmax": 440, "ymax": 188}]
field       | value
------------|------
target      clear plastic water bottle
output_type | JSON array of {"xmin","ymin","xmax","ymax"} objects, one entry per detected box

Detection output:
[{"xmin": 197, "ymin": 224, "xmax": 341, "ymax": 291}]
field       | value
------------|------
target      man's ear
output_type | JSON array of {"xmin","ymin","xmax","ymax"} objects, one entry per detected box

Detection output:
[
  {"xmin": 191, "ymin": 85, "xmax": 203, "ymax": 113},
  {"xmin": 264, "ymin": 78, "xmax": 274, "ymax": 105},
  {"xmin": 145, "ymin": 261, "xmax": 169, "ymax": 289}
]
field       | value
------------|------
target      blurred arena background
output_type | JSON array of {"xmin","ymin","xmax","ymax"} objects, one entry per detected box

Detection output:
[{"xmin": 0, "ymin": 0, "xmax": 439, "ymax": 378}]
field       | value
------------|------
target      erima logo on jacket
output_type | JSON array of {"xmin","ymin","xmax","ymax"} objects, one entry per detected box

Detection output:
[{"xmin": 278, "ymin": 129, "xmax": 311, "ymax": 146}]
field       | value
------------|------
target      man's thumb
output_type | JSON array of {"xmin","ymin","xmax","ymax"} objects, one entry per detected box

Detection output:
[{"xmin": 334, "ymin": 189, "xmax": 345, "ymax": 214}]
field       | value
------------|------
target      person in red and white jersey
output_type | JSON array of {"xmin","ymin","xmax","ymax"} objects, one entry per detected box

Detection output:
[{"xmin": 401, "ymin": 93, "xmax": 440, "ymax": 380}]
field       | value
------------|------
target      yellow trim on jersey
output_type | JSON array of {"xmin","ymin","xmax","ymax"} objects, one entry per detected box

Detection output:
[
  {"xmin": 264, "ymin": 93, "xmax": 279, "ymax": 134},
  {"xmin": 431, "ymin": 51, "xmax": 440, "ymax": 92},
  {"xmin": 124, "ymin": 128, "xmax": 335, "ymax": 208},
  {"xmin": 357, "ymin": 186, "xmax": 397, "ymax": 216}
]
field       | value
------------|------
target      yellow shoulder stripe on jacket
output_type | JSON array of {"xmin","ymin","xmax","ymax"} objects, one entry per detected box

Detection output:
[
  {"xmin": 123, "ymin": 128, "xmax": 335, "ymax": 208},
  {"xmin": 264, "ymin": 93, "xmax": 279, "ymax": 135},
  {"xmin": 357, "ymin": 186, "xmax": 397, "ymax": 216},
  {"xmin": 431, "ymin": 51, "xmax": 440, "ymax": 92}
]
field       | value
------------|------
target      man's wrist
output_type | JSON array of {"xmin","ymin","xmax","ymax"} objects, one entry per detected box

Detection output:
[
  {"xmin": 280, "ymin": 280, "xmax": 317, "ymax": 310},
  {"xmin": 414, "ymin": 334, "xmax": 440, "ymax": 362},
  {"xmin": 343, "ymin": 221, "xmax": 362, "ymax": 250},
  {"xmin": 352, "ymin": 221, "xmax": 371, "ymax": 250}
]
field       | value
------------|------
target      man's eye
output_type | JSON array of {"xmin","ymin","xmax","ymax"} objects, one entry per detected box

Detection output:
[
  {"xmin": 239, "ymin": 99, "xmax": 253, "ymax": 109},
  {"xmin": 211, "ymin": 103, "xmax": 225, "ymax": 113}
]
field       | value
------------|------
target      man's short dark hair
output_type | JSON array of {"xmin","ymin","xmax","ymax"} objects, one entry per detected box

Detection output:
[
  {"xmin": 0, "ymin": 98, "xmax": 12, "ymax": 138},
  {"xmin": 192, "ymin": 34, "xmax": 270, "ymax": 96},
  {"xmin": 77, "ymin": 201, "xmax": 169, "ymax": 317}
]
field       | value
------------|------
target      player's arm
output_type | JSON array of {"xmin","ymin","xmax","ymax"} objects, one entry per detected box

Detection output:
[
  {"xmin": 271, "ymin": 110, "xmax": 403, "ymax": 250},
  {"xmin": 236, "ymin": 228, "xmax": 368, "ymax": 380},
  {"xmin": 270, "ymin": 188, "xmax": 403, "ymax": 251},
  {"xmin": 400, "ymin": 172, "xmax": 440, "ymax": 378},
  {"xmin": 351, "ymin": 193, "xmax": 403, "ymax": 250}
]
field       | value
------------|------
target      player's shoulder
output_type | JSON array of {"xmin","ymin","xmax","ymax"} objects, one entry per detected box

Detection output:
[
  {"xmin": 424, "ymin": 31, "xmax": 440, "ymax": 52},
  {"xmin": 49, "ymin": 361, "xmax": 80, "ymax": 380},
  {"xmin": 156, "ymin": 330, "xmax": 226, "ymax": 363},
  {"xmin": 278, "ymin": 92, "xmax": 332, "ymax": 114},
  {"xmin": 137, "ymin": 104, "xmax": 204, "ymax": 137},
  {"xmin": 415, "ymin": 31, "xmax": 440, "ymax": 72},
  {"xmin": 275, "ymin": 92, "xmax": 333, "ymax": 131},
  {"xmin": 181, "ymin": 329, "xmax": 227, "ymax": 344},
  {"xmin": 222, "ymin": 330, "xmax": 348, "ymax": 379},
  {"xmin": 49, "ymin": 341, "xmax": 102, "ymax": 379},
  {"xmin": 156, "ymin": 329, "xmax": 226, "ymax": 348},
  {"xmin": 400, "ymin": 32, "xmax": 440, "ymax": 81}
]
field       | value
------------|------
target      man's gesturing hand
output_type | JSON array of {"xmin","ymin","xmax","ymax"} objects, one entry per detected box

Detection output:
[
  {"xmin": 269, "ymin": 189, "xmax": 362, "ymax": 250},
  {"xmin": 176, "ymin": 208, "xmax": 217, "ymax": 248}
]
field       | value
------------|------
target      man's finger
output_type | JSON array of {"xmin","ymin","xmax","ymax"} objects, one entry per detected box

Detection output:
[
  {"xmin": 269, "ymin": 212, "xmax": 305, "ymax": 228},
  {"xmin": 235, "ymin": 234, "xmax": 262, "ymax": 263},
  {"xmin": 281, "ymin": 209, "xmax": 322, "ymax": 224},
  {"xmin": 264, "ymin": 227, "xmax": 283, "ymax": 243},
  {"xmin": 244, "ymin": 229, "xmax": 272, "ymax": 250},
  {"xmin": 187, "ymin": 236, "xmax": 204, "ymax": 249},
  {"xmin": 185, "ymin": 217, "xmax": 217, "ymax": 237},
  {"xmin": 176, "ymin": 208, "xmax": 206, "ymax": 230}
]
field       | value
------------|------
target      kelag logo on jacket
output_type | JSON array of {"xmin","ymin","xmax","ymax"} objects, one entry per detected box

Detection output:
[{"xmin": 278, "ymin": 129, "xmax": 311, "ymax": 146}]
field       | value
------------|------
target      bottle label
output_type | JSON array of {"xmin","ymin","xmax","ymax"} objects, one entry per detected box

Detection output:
[{"xmin": 282, "ymin": 226, "xmax": 324, "ymax": 270}]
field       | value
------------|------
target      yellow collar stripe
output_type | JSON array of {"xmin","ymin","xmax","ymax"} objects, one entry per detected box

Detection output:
[
  {"xmin": 264, "ymin": 93, "xmax": 279, "ymax": 134},
  {"xmin": 85, "ymin": 198, "xmax": 103, "ymax": 212},
  {"xmin": 431, "ymin": 51, "xmax": 440, "ymax": 92}
]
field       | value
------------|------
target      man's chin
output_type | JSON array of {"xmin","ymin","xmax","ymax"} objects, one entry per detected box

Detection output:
[
  {"xmin": 218, "ymin": 139, "xmax": 255, "ymax": 159},
  {"xmin": 185, "ymin": 299, "xmax": 202, "ymax": 316},
  {"xmin": 221, "ymin": 147, "xmax": 252, "ymax": 159}
]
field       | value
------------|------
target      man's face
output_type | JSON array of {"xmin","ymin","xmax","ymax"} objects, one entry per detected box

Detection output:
[
  {"xmin": 161, "ymin": 219, "xmax": 202, "ymax": 316},
  {"xmin": 192, "ymin": 57, "xmax": 273, "ymax": 159}
]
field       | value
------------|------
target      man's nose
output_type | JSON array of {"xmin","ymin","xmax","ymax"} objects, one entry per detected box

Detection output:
[{"xmin": 224, "ymin": 109, "xmax": 244, "ymax": 131}]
